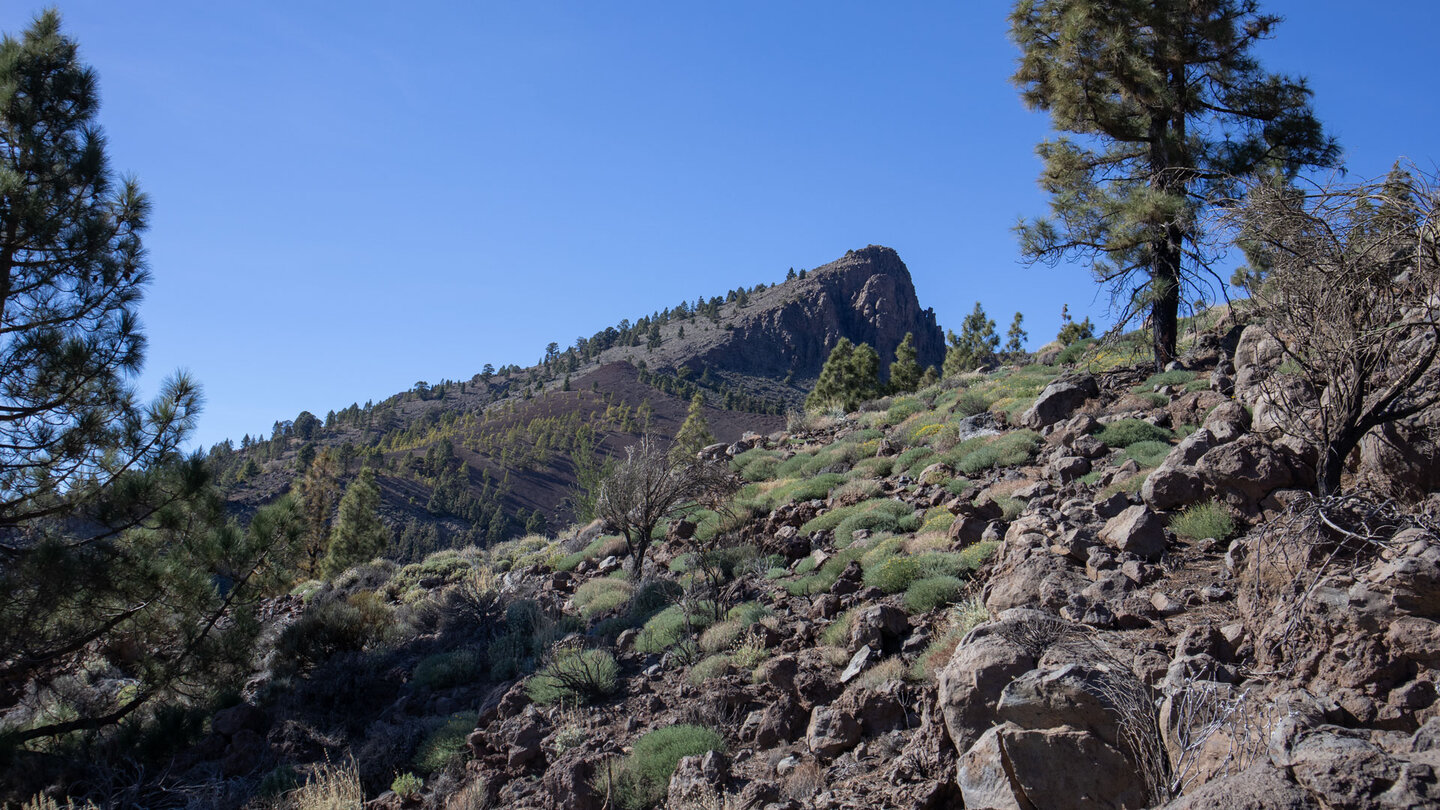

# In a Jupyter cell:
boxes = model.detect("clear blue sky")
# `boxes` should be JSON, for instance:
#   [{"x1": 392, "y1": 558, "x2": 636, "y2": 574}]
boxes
[{"x1": 5, "y1": 2, "x2": 1435, "y2": 450}]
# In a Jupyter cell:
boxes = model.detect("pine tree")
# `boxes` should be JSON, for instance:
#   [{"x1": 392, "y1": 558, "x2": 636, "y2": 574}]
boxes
[
  {"x1": 322, "y1": 468, "x2": 390, "y2": 577},
  {"x1": 888, "y1": 332, "x2": 923, "y2": 394},
  {"x1": 806, "y1": 338, "x2": 881, "y2": 412},
  {"x1": 296, "y1": 449, "x2": 341, "y2": 575},
  {"x1": 0, "y1": 12, "x2": 300, "y2": 746},
  {"x1": 1004, "y1": 313, "x2": 1028, "y2": 359},
  {"x1": 943, "y1": 303, "x2": 999, "y2": 375},
  {"x1": 671, "y1": 392, "x2": 715, "y2": 462},
  {"x1": 1011, "y1": 0, "x2": 1338, "y2": 368},
  {"x1": 1057, "y1": 304, "x2": 1095, "y2": 345}
]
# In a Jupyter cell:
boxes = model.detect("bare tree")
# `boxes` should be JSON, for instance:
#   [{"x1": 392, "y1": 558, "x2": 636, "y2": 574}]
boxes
[
  {"x1": 1225, "y1": 165, "x2": 1440, "y2": 495},
  {"x1": 595, "y1": 436, "x2": 738, "y2": 580}
]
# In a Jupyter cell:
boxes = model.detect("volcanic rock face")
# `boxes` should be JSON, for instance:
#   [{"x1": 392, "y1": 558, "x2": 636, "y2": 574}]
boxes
[{"x1": 695, "y1": 245, "x2": 945, "y2": 382}]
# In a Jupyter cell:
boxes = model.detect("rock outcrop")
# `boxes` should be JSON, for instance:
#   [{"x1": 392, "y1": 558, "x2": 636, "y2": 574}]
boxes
[{"x1": 694, "y1": 245, "x2": 946, "y2": 383}]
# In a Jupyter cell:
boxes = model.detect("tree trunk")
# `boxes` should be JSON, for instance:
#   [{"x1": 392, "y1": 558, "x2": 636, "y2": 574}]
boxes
[{"x1": 1152, "y1": 231, "x2": 1182, "y2": 371}]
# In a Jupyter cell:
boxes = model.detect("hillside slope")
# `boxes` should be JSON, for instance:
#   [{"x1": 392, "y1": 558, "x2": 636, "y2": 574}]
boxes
[{"x1": 211, "y1": 245, "x2": 943, "y2": 556}]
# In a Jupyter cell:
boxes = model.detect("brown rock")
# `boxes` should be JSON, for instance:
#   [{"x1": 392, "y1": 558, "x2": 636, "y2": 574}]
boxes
[
  {"x1": 1100, "y1": 505, "x2": 1168, "y2": 561},
  {"x1": 1022, "y1": 375, "x2": 1100, "y2": 430},
  {"x1": 956, "y1": 722, "x2": 1149, "y2": 810},
  {"x1": 807, "y1": 703, "x2": 862, "y2": 757},
  {"x1": 937, "y1": 629, "x2": 1037, "y2": 755},
  {"x1": 1155, "y1": 761, "x2": 1318, "y2": 810}
]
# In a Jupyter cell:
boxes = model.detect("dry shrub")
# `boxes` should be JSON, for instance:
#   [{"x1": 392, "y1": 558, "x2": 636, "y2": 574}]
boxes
[
  {"x1": 1238, "y1": 491, "x2": 1435, "y2": 674},
  {"x1": 443, "y1": 778, "x2": 491, "y2": 810},
  {"x1": 288, "y1": 758, "x2": 363, "y2": 810},
  {"x1": 780, "y1": 760, "x2": 826, "y2": 802}
]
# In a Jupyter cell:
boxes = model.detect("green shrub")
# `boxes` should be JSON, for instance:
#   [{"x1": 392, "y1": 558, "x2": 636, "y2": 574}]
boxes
[
  {"x1": 801, "y1": 498, "x2": 912, "y2": 536},
  {"x1": 635, "y1": 604, "x2": 715, "y2": 653},
  {"x1": 687, "y1": 653, "x2": 733, "y2": 685},
  {"x1": 1169, "y1": 500, "x2": 1236, "y2": 542},
  {"x1": 820, "y1": 609, "x2": 855, "y2": 647},
  {"x1": 413, "y1": 713, "x2": 475, "y2": 773},
  {"x1": 274, "y1": 591, "x2": 397, "y2": 670},
  {"x1": 1056, "y1": 338, "x2": 1098, "y2": 364},
  {"x1": 699, "y1": 620, "x2": 743, "y2": 653},
  {"x1": 391, "y1": 772, "x2": 423, "y2": 800},
  {"x1": 755, "y1": 473, "x2": 846, "y2": 510},
  {"x1": 575, "y1": 577, "x2": 633, "y2": 619},
  {"x1": 887, "y1": 398, "x2": 924, "y2": 424},
  {"x1": 919, "y1": 511, "x2": 957, "y2": 535},
  {"x1": 487, "y1": 633, "x2": 529, "y2": 680},
  {"x1": 785, "y1": 573, "x2": 835, "y2": 596},
  {"x1": 1135, "y1": 369, "x2": 1196, "y2": 391},
  {"x1": 727, "y1": 601, "x2": 769, "y2": 626},
  {"x1": 1095, "y1": 419, "x2": 1173, "y2": 448},
  {"x1": 895, "y1": 446, "x2": 935, "y2": 476},
  {"x1": 958, "y1": 540, "x2": 1000, "y2": 570},
  {"x1": 903, "y1": 576, "x2": 965, "y2": 614},
  {"x1": 945, "y1": 477, "x2": 975, "y2": 496},
  {"x1": 629, "y1": 578, "x2": 683, "y2": 618},
  {"x1": 864, "y1": 552, "x2": 966, "y2": 593},
  {"x1": 1185, "y1": 378, "x2": 1211, "y2": 393},
  {"x1": 954, "y1": 431, "x2": 1041, "y2": 475},
  {"x1": 851, "y1": 456, "x2": 894, "y2": 478},
  {"x1": 411, "y1": 649, "x2": 481, "y2": 691},
  {"x1": 601, "y1": 725, "x2": 726, "y2": 810},
  {"x1": 954, "y1": 390, "x2": 992, "y2": 416},
  {"x1": 859, "y1": 536, "x2": 904, "y2": 568},
  {"x1": 527, "y1": 648, "x2": 619, "y2": 705},
  {"x1": 1125, "y1": 440, "x2": 1173, "y2": 468}
]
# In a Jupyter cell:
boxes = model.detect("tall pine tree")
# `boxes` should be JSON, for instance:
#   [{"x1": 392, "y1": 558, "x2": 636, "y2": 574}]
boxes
[
  {"x1": 943, "y1": 303, "x2": 999, "y2": 375},
  {"x1": 888, "y1": 332, "x2": 923, "y2": 394},
  {"x1": 671, "y1": 392, "x2": 715, "y2": 462},
  {"x1": 1010, "y1": 0, "x2": 1338, "y2": 368},
  {"x1": 322, "y1": 468, "x2": 390, "y2": 577}
]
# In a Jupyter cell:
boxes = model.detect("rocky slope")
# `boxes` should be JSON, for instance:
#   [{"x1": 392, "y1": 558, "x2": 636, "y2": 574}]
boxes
[{"x1": 61, "y1": 323, "x2": 1439, "y2": 810}]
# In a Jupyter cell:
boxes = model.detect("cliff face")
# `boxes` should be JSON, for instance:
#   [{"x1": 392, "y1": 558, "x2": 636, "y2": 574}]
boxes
[{"x1": 696, "y1": 245, "x2": 945, "y2": 382}]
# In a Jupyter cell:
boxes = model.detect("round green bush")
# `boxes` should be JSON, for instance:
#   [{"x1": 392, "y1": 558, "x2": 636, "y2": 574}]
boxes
[
  {"x1": 1095, "y1": 419, "x2": 1174, "y2": 448},
  {"x1": 903, "y1": 575, "x2": 965, "y2": 614}
]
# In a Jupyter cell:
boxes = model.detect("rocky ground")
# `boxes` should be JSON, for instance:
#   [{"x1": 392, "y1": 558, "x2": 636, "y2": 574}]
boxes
[{"x1": 53, "y1": 322, "x2": 1440, "y2": 810}]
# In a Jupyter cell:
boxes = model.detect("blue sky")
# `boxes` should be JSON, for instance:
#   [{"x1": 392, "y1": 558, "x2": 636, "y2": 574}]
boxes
[{"x1": 5, "y1": 2, "x2": 1435, "y2": 449}]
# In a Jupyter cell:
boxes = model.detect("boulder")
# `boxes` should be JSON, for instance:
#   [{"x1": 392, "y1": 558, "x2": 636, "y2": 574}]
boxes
[
  {"x1": 668, "y1": 751, "x2": 728, "y2": 808},
  {"x1": 1287, "y1": 726, "x2": 1440, "y2": 808},
  {"x1": 1195, "y1": 434, "x2": 1299, "y2": 505},
  {"x1": 1049, "y1": 456, "x2": 1092, "y2": 483},
  {"x1": 1100, "y1": 506, "x2": 1168, "y2": 561},
  {"x1": 1155, "y1": 761, "x2": 1319, "y2": 810},
  {"x1": 1361, "y1": 403, "x2": 1440, "y2": 499},
  {"x1": 1022, "y1": 375, "x2": 1100, "y2": 430},
  {"x1": 994, "y1": 664, "x2": 1120, "y2": 747},
  {"x1": 807, "y1": 703, "x2": 862, "y2": 757},
  {"x1": 542, "y1": 756, "x2": 601, "y2": 810},
  {"x1": 753, "y1": 694, "x2": 806, "y2": 747},
  {"x1": 937, "y1": 629, "x2": 1036, "y2": 755},
  {"x1": 957, "y1": 723, "x2": 1149, "y2": 810},
  {"x1": 849, "y1": 604, "x2": 910, "y2": 653}
]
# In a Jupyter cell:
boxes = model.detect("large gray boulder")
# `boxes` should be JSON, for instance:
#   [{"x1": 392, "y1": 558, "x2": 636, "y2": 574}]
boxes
[
  {"x1": 957, "y1": 722, "x2": 1150, "y2": 810},
  {"x1": 937, "y1": 629, "x2": 1037, "y2": 755},
  {"x1": 1100, "y1": 505, "x2": 1168, "y2": 561},
  {"x1": 1022, "y1": 374, "x2": 1100, "y2": 430}
]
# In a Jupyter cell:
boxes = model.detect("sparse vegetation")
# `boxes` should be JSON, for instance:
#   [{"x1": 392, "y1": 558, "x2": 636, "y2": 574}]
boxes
[{"x1": 1169, "y1": 501, "x2": 1237, "y2": 542}]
